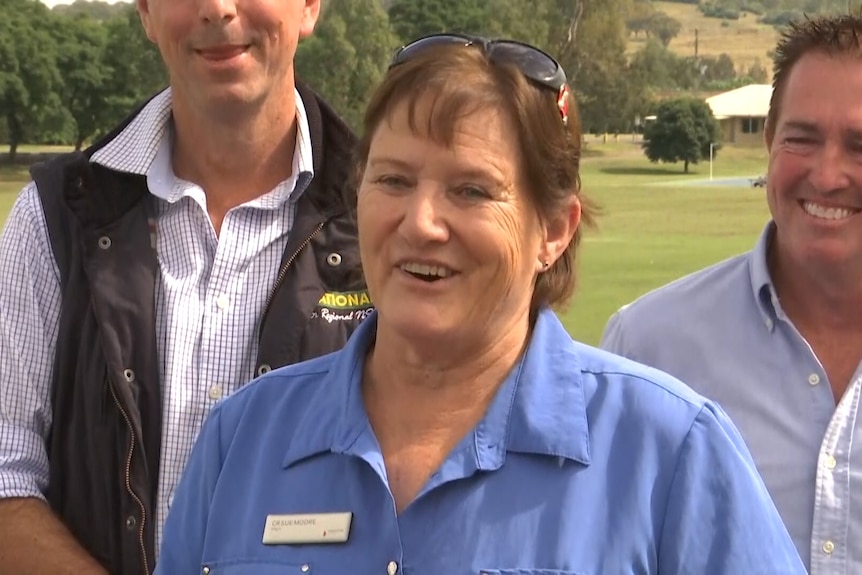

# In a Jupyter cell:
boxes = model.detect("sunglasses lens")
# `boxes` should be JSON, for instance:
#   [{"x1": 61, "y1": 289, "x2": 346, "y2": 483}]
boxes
[
  {"x1": 391, "y1": 34, "x2": 475, "y2": 68},
  {"x1": 490, "y1": 42, "x2": 564, "y2": 88}
]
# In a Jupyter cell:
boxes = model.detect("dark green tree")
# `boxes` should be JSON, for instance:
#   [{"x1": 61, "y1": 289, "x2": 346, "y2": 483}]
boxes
[
  {"x1": 643, "y1": 98, "x2": 722, "y2": 173},
  {"x1": 387, "y1": 0, "x2": 487, "y2": 43},
  {"x1": 0, "y1": 0, "x2": 62, "y2": 160},
  {"x1": 296, "y1": 0, "x2": 398, "y2": 131},
  {"x1": 50, "y1": 13, "x2": 111, "y2": 149}
]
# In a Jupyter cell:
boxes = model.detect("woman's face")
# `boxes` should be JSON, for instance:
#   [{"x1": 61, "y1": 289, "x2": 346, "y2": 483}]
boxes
[{"x1": 357, "y1": 97, "x2": 573, "y2": 350}]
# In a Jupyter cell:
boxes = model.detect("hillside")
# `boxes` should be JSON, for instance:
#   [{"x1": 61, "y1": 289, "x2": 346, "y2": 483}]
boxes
[{"x1": 628, "y1": 1, "x2": 781, "y2": 74}]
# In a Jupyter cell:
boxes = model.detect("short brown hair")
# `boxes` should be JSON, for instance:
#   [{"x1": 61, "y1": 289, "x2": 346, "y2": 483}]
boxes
[
  {"x1": 767, "y1": 13, "x2": 862, "y2": 141},
  {"x1": 352, "y1": 43, "x2": 597, "y2": 310}
]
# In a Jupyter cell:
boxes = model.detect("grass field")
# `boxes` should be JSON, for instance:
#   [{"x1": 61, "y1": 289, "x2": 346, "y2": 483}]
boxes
[
  {"x1": 0, "y1": 140, "x2": 771, "y2": 346},
  {"x1": 629, "y1": 1, "x2": 780, "y2": 73}
]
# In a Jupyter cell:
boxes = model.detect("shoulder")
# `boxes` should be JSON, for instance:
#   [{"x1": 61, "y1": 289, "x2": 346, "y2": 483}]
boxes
[
  {"x1": 576, "y1": 341, "x2": 710, "y2": 413},
  {"x1": 604, "y1": 252, "x2": 752, "y2": 340},
  {"x1": 207, "y1": 351, "x2": 343, "y2": 435}
]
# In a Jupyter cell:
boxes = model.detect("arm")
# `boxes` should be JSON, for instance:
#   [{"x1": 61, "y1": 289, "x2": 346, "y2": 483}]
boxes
[
  {"x1": 0, "y1": 499, "x2": 107, "y2": 574},
  {"x1": 658, "y1": 402, "x2": 806, "y2": 574},
  {"x1": 0, "y1": 184, "x2": 106, "y2": 574},
  {"x1": 155, "y1": 404, "x2": 225, "y2": 574}
]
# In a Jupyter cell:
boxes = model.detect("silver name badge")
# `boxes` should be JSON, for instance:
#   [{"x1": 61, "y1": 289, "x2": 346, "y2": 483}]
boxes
[{"x1": 262, "y1": 512, "x2": 353, "y2": 545}]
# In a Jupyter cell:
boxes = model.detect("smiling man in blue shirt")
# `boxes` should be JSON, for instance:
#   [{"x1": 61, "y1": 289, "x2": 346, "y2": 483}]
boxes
[{"x1": 602, "y1": 14, "x2": 862, "y2": 574}]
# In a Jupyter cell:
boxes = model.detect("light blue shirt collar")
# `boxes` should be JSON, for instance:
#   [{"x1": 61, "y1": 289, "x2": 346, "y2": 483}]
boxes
[{"x1": 748, "y1": 221, "x2": 782, "y2": 330}]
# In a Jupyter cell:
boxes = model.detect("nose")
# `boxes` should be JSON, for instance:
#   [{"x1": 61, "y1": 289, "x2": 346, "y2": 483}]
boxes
[
  {"x1": 809, "y1": 142, "x2": 852, "y2": 193},
  {"x1": 198, "y1": 0, "x2": 237, "y2": 22},
  {"x1": 398, "y1": 187, "x2": 449, "y2": 246}
]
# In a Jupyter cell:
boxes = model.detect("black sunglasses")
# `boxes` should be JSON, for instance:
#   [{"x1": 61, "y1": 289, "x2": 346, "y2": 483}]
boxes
[{"x1": 389, "y1": 33, "x2": 572, "y2": 125}]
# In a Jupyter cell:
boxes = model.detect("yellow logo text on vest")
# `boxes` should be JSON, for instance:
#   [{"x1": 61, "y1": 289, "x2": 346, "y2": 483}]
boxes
[{"x1": 317, "y1": 290, "x2": 372, "y2": 310}]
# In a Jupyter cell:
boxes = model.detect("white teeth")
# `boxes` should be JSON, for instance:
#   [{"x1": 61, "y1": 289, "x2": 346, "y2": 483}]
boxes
[
  {"x1": 802, "y1": 201, "x2": 856, "y2": 220},
  {"x1": 400, "y1": 262, "x2": 453, "y2": 278}
]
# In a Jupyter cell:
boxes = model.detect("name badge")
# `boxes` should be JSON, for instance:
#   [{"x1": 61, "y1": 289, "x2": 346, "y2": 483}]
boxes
[{"x1": 262, "y1": 512, "x2": 352, "y2": 545}]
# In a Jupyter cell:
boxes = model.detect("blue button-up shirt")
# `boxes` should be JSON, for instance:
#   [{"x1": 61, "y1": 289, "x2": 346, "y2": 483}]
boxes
[
  {"x1": 602, "y1": 222, "x2": 862, "y2": 574},
  {"x1": 157, "y1": 308, "x2": 804, "y2": 575}
]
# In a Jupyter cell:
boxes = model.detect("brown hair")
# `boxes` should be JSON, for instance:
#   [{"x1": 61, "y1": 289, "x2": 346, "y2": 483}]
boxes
[
  {"x1": 767, "y1": 13, "x2": 862, "y2": 141},
  {"x1": 351, "y1": 43, "x2": 597, "y2": 310}
]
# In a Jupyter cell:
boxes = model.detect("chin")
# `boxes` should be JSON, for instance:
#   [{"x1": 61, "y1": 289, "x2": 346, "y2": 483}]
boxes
[{"x1": 381, "y1": 308, "x2": 457, "y2": 344}]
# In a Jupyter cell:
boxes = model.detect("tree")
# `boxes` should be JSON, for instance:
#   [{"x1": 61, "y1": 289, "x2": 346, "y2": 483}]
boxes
[
  {"x1": 648, "y1": 12, "x2": 682, "y2": 47},
  {"x1": 643, "y1": 98, "x2": 721, "y2": 173},
  {"x1": 387, "y1": 0, "x2": 487, "y2": 44},
  {"x1": 0, "y1": 0, "x2": 62, "y2": 160},
  {"x1": 296, "y1": 0, "x2": 397, "y2": 131},
  {"x1": 50, "y1": 13, "x2": 111, "y2": 150}
]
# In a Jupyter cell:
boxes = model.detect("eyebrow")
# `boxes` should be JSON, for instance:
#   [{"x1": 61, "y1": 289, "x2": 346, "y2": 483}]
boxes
[
  {"x1": 781, "y1": 121, "x2": 862, "y2": 141},
  {"x1": 780, "y1": 121, "x2": 820, "y2": 134}
]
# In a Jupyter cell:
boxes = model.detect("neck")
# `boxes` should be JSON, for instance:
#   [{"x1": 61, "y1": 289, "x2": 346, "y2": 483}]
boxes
[
  {"x1": 770, "y1": 244, "x2": 862, "y2": 333},
  {"x1": 363, "y1": 312, "x2": 532, "y2": 441},
  {"x1": 169, "y1": 84, "x2": 300, "y2": 229}
]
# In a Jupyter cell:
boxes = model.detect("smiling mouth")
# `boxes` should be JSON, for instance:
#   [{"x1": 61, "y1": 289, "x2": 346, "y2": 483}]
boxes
[
  {"x1": 399, "y1": 262, "x2": 455, "y2": 283},
  {"x1": 801, "y1": 200, "x2": 860, "y2": 221},
  {"x1": 196, "y1": 46, "x2": 249, "y2": 60}
]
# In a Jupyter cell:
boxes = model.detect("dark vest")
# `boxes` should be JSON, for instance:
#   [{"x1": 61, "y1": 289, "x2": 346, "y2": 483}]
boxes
[{"x1": 29, "y1": 83, "x2": 369, "y2": 574}]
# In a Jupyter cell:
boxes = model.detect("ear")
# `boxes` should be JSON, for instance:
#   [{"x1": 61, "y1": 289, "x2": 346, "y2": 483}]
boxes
[
  {"x1": 137, "y1": 0, "x2": 158, "y2": 44},
  {"x1": 299, "y1": 0, "x2": 322, "y2": 39},
  {"x1": 536, "y1": 197, "x2": 581, "y2": 273}
]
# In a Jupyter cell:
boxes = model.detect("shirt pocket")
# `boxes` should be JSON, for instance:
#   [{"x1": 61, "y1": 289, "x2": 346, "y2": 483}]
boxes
[{"x1": 204, "y1": 561, "x2": 312, "y2": 574}]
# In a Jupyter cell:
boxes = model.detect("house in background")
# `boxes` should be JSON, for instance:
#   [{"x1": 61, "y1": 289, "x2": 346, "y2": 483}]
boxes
[{"x1": 705, "y1": 84, "x2": 773, "y2": 146}]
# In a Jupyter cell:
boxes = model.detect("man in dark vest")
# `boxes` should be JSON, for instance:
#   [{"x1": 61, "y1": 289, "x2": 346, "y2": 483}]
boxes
[{"x1": 0, "y1": 0, "x2": 370, "y2": 573}]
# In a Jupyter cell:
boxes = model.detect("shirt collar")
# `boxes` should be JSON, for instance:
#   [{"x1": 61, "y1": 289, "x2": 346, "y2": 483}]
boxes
[
  {"x1": 92, "y1": 86, "x2": 315, "y2": 206},
  {"x1": 281, "y1": 308, "x2": 592, "y2": 471},
  {"x1": 748, "y1": 221, "x2": 782, "y2": 331}
]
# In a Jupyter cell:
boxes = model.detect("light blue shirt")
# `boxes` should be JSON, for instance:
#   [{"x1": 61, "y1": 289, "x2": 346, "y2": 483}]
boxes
[
  {"x1": 157, "y1": 308, "x2": 804, "y2": 575},
  {"x1": 602, "y1": 222, "x2": 862, "y2": 574}
]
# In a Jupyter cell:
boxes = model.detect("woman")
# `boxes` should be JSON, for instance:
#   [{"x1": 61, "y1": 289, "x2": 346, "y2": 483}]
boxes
[{"x1": 156, "y1": 34, "x2": 805, "y2": 574}]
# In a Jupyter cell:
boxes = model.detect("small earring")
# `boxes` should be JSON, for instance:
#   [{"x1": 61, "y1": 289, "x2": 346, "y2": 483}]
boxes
[{"x1": 542, "y1": 261, "x2": 550, "y2": 269}]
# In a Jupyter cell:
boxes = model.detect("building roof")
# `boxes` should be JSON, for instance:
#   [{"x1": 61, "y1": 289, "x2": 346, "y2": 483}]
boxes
[{"x1": 705, "y1": 84, "x2": 773, "y2": 119}]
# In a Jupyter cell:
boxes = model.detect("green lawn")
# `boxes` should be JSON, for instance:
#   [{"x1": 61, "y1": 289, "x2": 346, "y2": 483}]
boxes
[{"x1": 0, "y1": 140, "x2": 771, "y2": 346}]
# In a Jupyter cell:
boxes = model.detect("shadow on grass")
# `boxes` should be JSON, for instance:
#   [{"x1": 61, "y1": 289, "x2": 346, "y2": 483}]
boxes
[{"x1": 600, "y1": 166, "x2": 694, "y2": 177}]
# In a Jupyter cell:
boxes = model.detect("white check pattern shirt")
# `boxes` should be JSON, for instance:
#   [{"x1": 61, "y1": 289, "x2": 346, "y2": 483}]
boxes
[{"x1": 0, "y1": 87, "x2": 315, "y2": 550}]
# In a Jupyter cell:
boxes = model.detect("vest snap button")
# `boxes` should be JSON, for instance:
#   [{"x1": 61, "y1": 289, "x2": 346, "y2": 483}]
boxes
[
  {"x1": 123, "y1": 369, "x2": 135, "y2": 382},
  {"x1": 326, "y1": 252, "x2": 342, "y2": 267},
  {"x1": 98, "y1": 236, "x2": 112, "y2": 250},
  {"x1": 257, "y1": 364, "x2": 272, "y2": 376},
  {"x1": 125, "y1": 515, "x2": 136, "y2": 530}
]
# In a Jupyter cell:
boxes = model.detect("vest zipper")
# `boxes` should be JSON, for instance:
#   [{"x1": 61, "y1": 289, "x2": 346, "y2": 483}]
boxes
[
  {"x1": 108, "y1": 376, "x2": 150, "y2": 574},
  {"x1": 263, "y1": 222, "x2": 324, "y2": 313}
]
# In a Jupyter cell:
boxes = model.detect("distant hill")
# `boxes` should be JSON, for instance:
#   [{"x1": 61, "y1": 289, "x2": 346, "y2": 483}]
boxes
[
  {"x1": 51, "y1": 0, "x2": 132, "y2": 21},
  {"x1": 635, "y1": 0, "x2": 860, "y2": 76}
]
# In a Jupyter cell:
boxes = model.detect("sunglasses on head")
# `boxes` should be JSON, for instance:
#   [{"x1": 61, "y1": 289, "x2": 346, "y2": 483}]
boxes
[{"x1": 389, "y1": 33, "x2": 572, "y2": 125}]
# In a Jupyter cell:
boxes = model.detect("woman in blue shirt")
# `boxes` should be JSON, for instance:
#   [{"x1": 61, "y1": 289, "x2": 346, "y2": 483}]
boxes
[{"x1": 156, "y1": 34, "x2": 805, "y2": 574}]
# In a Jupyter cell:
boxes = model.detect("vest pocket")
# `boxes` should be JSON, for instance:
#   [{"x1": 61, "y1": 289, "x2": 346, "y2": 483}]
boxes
[{"x1": 204, "y1": 561, "x2": 312, "y2": 574}]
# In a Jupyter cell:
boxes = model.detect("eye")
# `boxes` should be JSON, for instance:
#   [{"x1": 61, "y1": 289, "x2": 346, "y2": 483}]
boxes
[
  {"x1": 784, "y1": 136, "x2": 815, "y2": 146},
  {"x1": 453, "y1": 185, "x2": 491, "y2": 200},
  {"x1": 374, "y1": 174, "x2": 412, "y2": 189}
]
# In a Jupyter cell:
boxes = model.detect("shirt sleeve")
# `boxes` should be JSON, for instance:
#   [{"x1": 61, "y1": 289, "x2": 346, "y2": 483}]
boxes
[
  {"x1": 155, "y1": 402, "x2": 225, "y2": 574},
  {"x1": 0, "y1": 182, "x2": 61, "y2": 501},
  {"x1": 658, "y1": 401, "x2": 807, "y2": 574}
]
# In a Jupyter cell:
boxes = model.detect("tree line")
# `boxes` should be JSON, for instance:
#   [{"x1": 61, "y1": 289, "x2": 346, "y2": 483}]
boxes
[{"x1": 0, "y1": 0, "x2": 838, "y2": 160}]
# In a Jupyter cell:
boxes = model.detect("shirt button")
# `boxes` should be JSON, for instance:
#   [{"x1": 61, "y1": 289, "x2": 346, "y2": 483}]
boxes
[
  {"x1": 764, "y1": 318, "x2": 773, "y2": 330},
  {"x1": 809, "y1": 373, "x2": 820, "y2": 386},
  {"x1": 208, "y1": 385, "x2": 223, "y2": 400},
  {"x1": 300, "y1": 565, "x2": 310, "y2": 573},
  {"x1": 825, "y1": 454, "x2": 837, "y2": 470},
  {"x1": 387, "y1": 561, "x2": 399, "y2": 575},
  {"x1": 202, "y1": 568, "x2": 210, "y2": 575},
  {"x1": 216, "y1": 293, "x2": 230, "y2": 310},
  {"x1": 823, "y1": 540, "x2": 835, "y2": 554}
]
